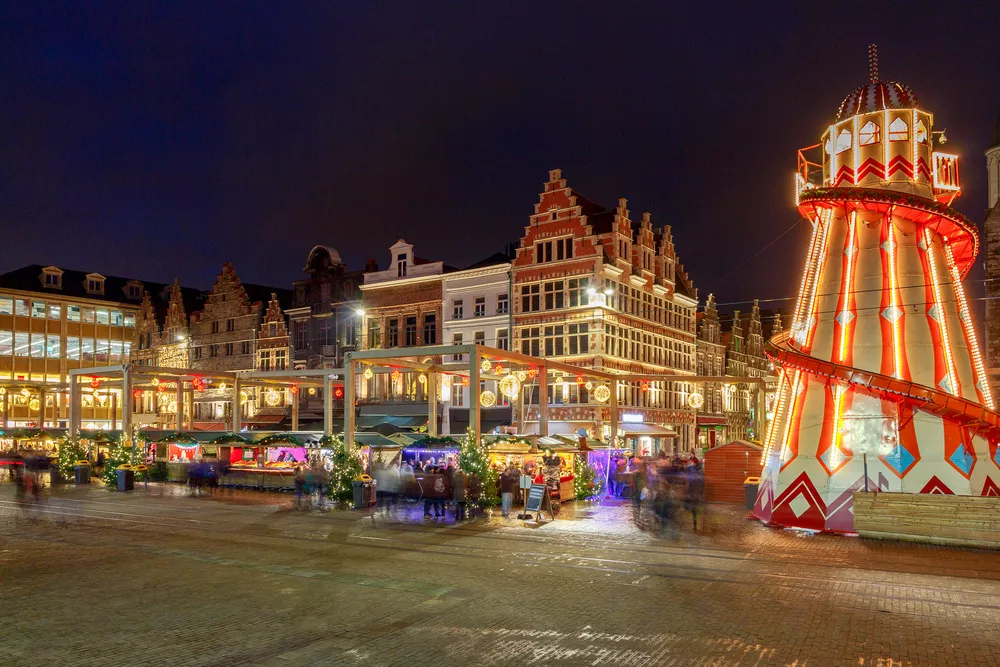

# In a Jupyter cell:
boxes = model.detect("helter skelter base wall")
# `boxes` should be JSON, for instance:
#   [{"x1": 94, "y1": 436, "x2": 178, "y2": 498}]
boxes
[{"x1": 752, "y1": 372, "x2": 1000, "y2": 533}]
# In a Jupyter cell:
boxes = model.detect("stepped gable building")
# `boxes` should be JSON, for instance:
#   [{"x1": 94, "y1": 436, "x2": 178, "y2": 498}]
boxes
[
  {"x1": 983, "y1": 112, "x2": 1000, "y2": 395},
  {"x1": 131, "y1": 262, "x2": 292, "y2": 430},
  {"x1": 720, "y1": 300, "x2": 772, "y2": 443},
  {"x1": 512, "y1": 169, "x2": 699, "y2": 453},
  {"x1": 695, "y1": 294, "x2": 727, "y2": 448}
]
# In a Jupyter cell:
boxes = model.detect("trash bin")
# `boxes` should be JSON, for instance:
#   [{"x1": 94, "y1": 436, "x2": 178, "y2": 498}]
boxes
[
  {"x1": 352, "y1": 475, "x2": 375, "y2": 509},
  {"x1": 74, "y1": 461, "x2": 91, "y2": 485},
  {"x1": 116, "y1": 466, "x2": 135, "y2": 492},
  {"x1": 744, "y1": 476, "x2": 760, "y2": 510}
]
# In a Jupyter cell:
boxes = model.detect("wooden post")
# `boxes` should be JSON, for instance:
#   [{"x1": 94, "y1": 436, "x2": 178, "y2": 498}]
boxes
[
  {"x1": 186, "y1": 389, "x2": 194, "y2": 430},
  {"x1": 344, "y1": 358, "x2": 355, "y2": 452},
  {"x1": 2, "y1": 391, "x2": 8, "y2": 430},
  {"x1": 291, "y1": 386, "x2": 300, "y2": 431},
  {"x1": 538, "y1": 366, "x2": 548, "y2": 437},
  {"x1": 232, "y1": 377, "x2": 241, "y2": 432},
  {"x1": 110, "y1": 391, "x2": 116, "y2": 431},
  {"x1": 121, "y1": 366, "x2": 132, "y2": 441},
  {"x1": 69, "y1": 377, "x2": 81, "y2": 437},
  {"x1": 427, "y1": 371, "x2": 438, "y2": 437},
  {"x1": 38, "y1": 388, "x2": 47, "y2": 429},
  {"x1": 469, "y1": 350, "x2": 480, "y2": 443},
  {"x1": 609, "y1": 379, "x2": 618, "y2": 448},
  {"x1": 323, "y1": 375, "x2": 333, "y2": 436},
  {"x1": 175, "y1": 381, "x2": 184, "y2": 431}
]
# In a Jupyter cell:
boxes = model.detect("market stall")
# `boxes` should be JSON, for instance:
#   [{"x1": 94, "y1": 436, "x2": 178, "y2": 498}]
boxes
[
  {"x1": 401, "y1": 437, "x2": 460, "y2": 469},
  {"x1": 585, "y1": 442, "x2": 632, "y2": 497},
  {"x1": 484, "y1": 436, "x2": 536, "y2": 472},
  {"x1": 536, "y1": 436, "x2": 578, "y2": 502},
  {"x1": 159, "y1": 433, "x2": 202, "y2": 482}
]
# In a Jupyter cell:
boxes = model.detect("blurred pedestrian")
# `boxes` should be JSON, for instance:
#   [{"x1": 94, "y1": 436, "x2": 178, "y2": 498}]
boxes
[
  {"x1": 500, "y1": 465, "x2": 519, "y2": 518},
  {"x1": 467, "y1": 471, "x2": 482, "y2": 518},
  {"x1": 294, "y1": 466, "x2": 307, "y2": 510},
  {"x1": 685, "y1": 463, "x2": 706, "y2": 531},
  {"x1": 453, "y1": 469, "x2": 468, "y2": 520}
]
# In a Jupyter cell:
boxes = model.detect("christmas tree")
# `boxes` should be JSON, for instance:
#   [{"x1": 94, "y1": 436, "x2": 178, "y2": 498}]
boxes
[
  {"x1": 573, "y1": 454, "x2": 605, "y2": 500},
  {"x1": 322, "y1": 435, "x2": 364, "y2": 502},
  {"x1": 458, "y1": 428, "x2": 499, "y2": 506}
]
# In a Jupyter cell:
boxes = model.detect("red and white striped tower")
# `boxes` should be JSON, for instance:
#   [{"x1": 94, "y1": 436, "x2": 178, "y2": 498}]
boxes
[{"x1": 754, "y1": 46, "x2": 1000, "y2": 532}]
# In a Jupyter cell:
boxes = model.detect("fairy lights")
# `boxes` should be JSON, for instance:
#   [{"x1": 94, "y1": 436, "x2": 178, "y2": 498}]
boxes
[
  {"x1": 911, "y1": 109, "x2": 919, "y2": 184},
  {"x1": 886, "y1": 217, "x2": 903, "y2": 379},
  {"x1": 944, "y1": 242, "x2": 995, "y2": 409},
  {"x1": 852, "y1": 114, "x2": 859, "y2": 184},
  {"x1": 761, "y1": 369, "x2": 789, "y2": 463},
  {"x1": 778, "y1": 370, "x2": 802, "y2": 464},
  {"x1": 883, "y1": 110, "x2": 891, "y2": 179},
  {"x1": 791, "y1": 216, "x2": 822, "y2": 344},
  {"x1": 924, "y1": 228, "x2": 957, "y2": 396},
  {"x1": 838, "y1": 210, "x2": 858, "y2": 362},
  {"x1": 828, "y1": 124, "x2": 838, "y2": 185},
  {"x1": 803, "y1": 208, "x2": 832, "y2": 350}
]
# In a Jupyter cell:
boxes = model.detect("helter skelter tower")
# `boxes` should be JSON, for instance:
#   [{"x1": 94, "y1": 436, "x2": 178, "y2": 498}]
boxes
[{"x1": 753, "y1": 46, "x2": 1000, "y2": 532}]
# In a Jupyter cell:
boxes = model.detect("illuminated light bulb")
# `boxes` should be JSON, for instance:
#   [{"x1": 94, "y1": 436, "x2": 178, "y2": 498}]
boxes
[
  {"x1": 308, "y1": 387, "x2": 317, "y2": 396},
  {"x1": 363, "y1": 366, "x2": 374, "y2": 380},
  {"x1": 151, "y1": 377, "x2": 160, "y2": 387},
  {"x1": 480, "y1": 359, "x2": 491, "y2": 373},
  {"x1": 499, "y1": 374, "x2": 521, "y2": 400},
  {"x1": 418, "y1": 373, "x2": 427, "y2": 385},
  {"x1": 594, "y1": 385, "x2": 611, "y2": 403},
  {"x1": 585, "y1": 381, "x2": 593, "y2": 390}
]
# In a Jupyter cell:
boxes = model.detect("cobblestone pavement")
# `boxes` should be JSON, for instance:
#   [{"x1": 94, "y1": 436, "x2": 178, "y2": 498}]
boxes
[{"x1": 1, "y1": 483, "x2": 999, "y2": 666}]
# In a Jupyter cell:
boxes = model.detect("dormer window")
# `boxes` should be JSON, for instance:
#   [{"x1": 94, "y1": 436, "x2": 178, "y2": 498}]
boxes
[
  {"x1": 84, "y1": 274, "x2": 105, "y2": 295},
  {"x1": 126, "y1": 281, "x2": 143, "y2": 300},
  {"x1": 41, "y1": 267, "x2": 63, "y2": 289},
  {"x1": 859, "y1": 120, "x2": 880, "y2": 146},
  {"x1": 396, "y1": 253, "x2": 408, "y2": 277}
]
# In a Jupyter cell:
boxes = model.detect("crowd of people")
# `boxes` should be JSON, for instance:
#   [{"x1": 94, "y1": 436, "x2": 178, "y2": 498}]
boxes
[
  {"x1": 371, "y1": 460, "x2": 485, "y2": 521},
  {"x1": 292, "y1": 464, "x2": 331, "y2": 510},
  {"x1": 623, "y1": 454, "x2": 706, "y2": 537}
]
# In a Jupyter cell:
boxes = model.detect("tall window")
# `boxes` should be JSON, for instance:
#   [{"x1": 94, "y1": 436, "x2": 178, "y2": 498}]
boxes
[
  {"x1": 46, "y1": 335, "x2": 61, "y2": 358},
  {"x1": 387, "y1": 319, "x2": 399, "y2": 347},
  {"x1": 396, "y1": 253, "x2": 408, "y2": 277},
  {"x1": 422, "y1": 313, "x2": 436, "y2": 344},
  {"x1": 474, "y1": 297, "x2": 486, "y2": 317},
  {"x1": 521, "y1": 285, "x2": 540, "y2": 312},
  {"x1": 453, "y1": 300, "x2": 464, "y2": 320},
  {"x1": 296, "y1": 323, "x2": 307, "y2": 350},
  {"x1": 497, "y1": 328, "x2": 509, "y2": 351},
  {"x1": 835, "y1": 128, "x2": 852, "y2": 153},
  {"x1": 452, "y1": 333, "x2": 463, "y2": 361},
  {"x1": 367, "y1": 321, "x2": 380, "y2": 349},
  {"x1": 274, "y1": 349, "x2": 287, "y2": 370},
  {"x1": 0, "y1": 330, "x2": 13, "y2": 355},
  {"x1": 544, "y1": 281, "x2": 564, "y2": 310},
  {"x1": 260, "y1": 350, "x2": 272, "y2": 371},
  {"x1": 451, "y1": 377, "x2": 464, "y2": 406},
  {"x1": 568, "y1": 323, "x2": 589, "y2": 354},
  {"x1": 30, "y1": 332, "x2": 44, "y2": 357},
  {"x1": 520, "y1": 327, "x2": 540, "y2": 356},
  {"x1": 474, "y1": 331, "x2": 485, "y2": 346},
  {"x1": 568, "y1": 279, "x2": 583, "y2": 307},
  {"x1": 66, "y1": 336, "x2": 79, "y2": 360},
  {"x1": 497, "y1": 293, "x2": 509, "y2": 314},
  {"x1": 404, "y1": 316, "x2": 417, "y2": 346}
]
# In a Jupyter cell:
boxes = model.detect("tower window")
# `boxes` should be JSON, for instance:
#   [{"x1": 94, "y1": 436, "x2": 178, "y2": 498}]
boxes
[
  {"x1": 888, "y1": 117, "x2": 909, "y2": 142},
  {"x1": 859, "y1": 120, "x2": 880, "y2": 146},
  {"x1": 914, "y1": 119, "x2": 928, "y2": 144},
  {"x1": 835, "y1": 128, "x2": 852, "y2": 154}
]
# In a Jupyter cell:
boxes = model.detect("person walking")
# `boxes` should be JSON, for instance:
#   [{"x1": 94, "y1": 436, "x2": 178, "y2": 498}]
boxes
[
  {"x1": 499, "y1": 465, "x2": 519, "y2": 518},
  {"x1": 453, "y1": 469, "x2": 468, "y2": 521},
  {"x1": 685, "y1": 463, "x2": 706, "y2": 531},
  {"x1": 293, "y1": 466, "x2": 307, "y2": 510}
]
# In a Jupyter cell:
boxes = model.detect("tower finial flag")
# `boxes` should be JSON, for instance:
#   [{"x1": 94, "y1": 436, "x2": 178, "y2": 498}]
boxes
[{"x1": 868, "y1": 44, "x2": 879, "y2": 83}]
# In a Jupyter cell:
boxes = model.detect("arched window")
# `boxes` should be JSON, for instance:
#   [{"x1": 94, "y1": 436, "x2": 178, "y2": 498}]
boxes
[
  {"x1": 889, "y1": 117, "x2": 909, "y2": 142},
  {"x1": 914, "y1": 119, "x2": 928, "y2": 144},
  {"x1": 859, "y1": 120, "x2": 880, "y2": 146},
  {"x1": 835, "y1": 128, "x2": 852, "y2": 154}
]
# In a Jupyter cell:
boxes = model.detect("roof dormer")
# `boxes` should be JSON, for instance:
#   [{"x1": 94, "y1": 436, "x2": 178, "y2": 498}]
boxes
[
  {"x1": 84, "y1": 273, "x2": 106, "y2": 296},
  {"x1": 125, "y1": 280, "x2": 144, "y2": 301},
  {"x1": 40, "y1": 266, "x2": 63, "y2": 290}
]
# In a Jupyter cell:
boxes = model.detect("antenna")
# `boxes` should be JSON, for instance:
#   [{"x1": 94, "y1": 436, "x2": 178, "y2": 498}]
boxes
[{"x1": 868, "y1": 44, "x2": 879, "y2": 83}]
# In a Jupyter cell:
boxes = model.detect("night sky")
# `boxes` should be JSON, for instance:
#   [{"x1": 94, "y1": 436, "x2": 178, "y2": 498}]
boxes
[{"x1": 3, "y1": 2, "x2": 999, "y2": 310}]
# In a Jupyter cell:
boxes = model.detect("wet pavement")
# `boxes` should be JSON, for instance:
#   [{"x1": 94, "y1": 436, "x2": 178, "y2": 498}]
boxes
[{"x1": 1, "y1": 482, "x2": 999, "y2": 666}]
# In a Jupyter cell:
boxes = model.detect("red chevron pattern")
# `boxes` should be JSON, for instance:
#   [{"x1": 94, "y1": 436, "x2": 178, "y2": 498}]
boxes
[
  {"x1": 887, "y1": 155, "x2": 913, "y2": 178},
  {"x1": 856, "y1": 157, "x2": 885, "y2": 181},
  {"x1": 919, "y1": 476, "x2": 954, "y2": 495}
]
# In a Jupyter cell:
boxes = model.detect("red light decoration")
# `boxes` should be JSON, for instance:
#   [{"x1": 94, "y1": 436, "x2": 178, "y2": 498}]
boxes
[
  {"x1": 333, "y1": 385, "x2": 345, "y2": 399},
  {"x1": 494, "y1": 364, "x2": 504, "y2": 374},
  {"x1": 641, "y1": 381, "x2": 649, "y2": 392},
  {"x1": 157, "y1": 383, "x2": 168, "y2": 393},
  {"x1": 90, "y1": 378, "x2": 101, "y2": 389},
  {"x1": 191, "y1": 378, "x2": 205, "y2": 392},
  {"x1": 576, "y1": 375, "x2": 584, "y2": 385},
  {"x1": 132, "y1": 389, "x2": 142, "y2": 400},
  {"x1": 290, "y1": 385, "x2": 299, "y2": 395},
  {"x1": 461, "y1": 377, "x2": 470, "y2": 387}
]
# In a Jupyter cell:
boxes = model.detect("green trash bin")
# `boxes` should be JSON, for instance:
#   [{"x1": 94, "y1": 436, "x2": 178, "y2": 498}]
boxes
[{"x1": 116, "y1": 467, "x2": 135, "y2": 492}]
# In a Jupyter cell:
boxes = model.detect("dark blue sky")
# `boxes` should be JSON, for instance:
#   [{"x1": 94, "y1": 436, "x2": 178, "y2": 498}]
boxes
[{"x1": 2, "y1": 2, "x2": 998, "y2": 307}]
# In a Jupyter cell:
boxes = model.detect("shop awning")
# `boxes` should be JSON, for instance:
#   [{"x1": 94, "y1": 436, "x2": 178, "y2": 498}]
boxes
[
  {"x1": 356, "y1": 415, "x2": 428, "y2": 429},
  {"x1": 697, "y1": 416, "x2": 728, "y2": 426},
  {"x1": 619, "y1": 423, "x2": 678, "y2": 438},
  {"x1": 191, "y1": 422, "x2": 231, "y2": 432},
  {"x1": 245, "y1": 414, "x2": 286, "y2": 428}
]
